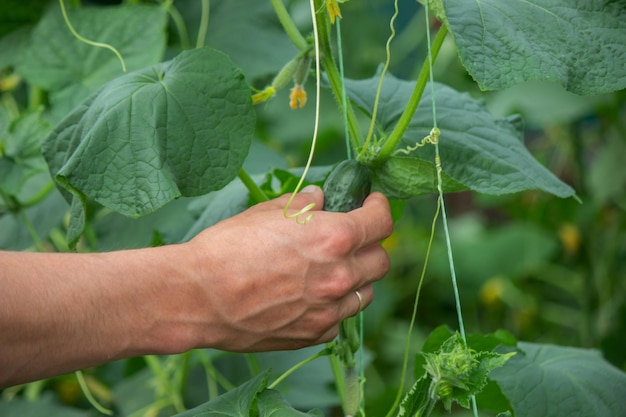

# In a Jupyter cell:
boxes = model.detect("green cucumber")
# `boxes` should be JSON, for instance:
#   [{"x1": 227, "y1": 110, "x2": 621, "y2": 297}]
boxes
[{"x1": 322, "y1": 159, "x2": 373, "y2": 213}]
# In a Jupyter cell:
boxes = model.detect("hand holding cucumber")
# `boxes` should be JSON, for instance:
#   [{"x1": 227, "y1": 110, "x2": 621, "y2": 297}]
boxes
[
  {"x1": 0, "y1": 182, "x2": 392, "y2": 387},
  {"x1": 188, "y1": 184, "x2": 392, "y2": 352}
]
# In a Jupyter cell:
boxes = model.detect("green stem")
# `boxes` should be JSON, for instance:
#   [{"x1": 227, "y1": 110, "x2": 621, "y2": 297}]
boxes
[
  {"x1": 238, "y1": 168, "x2": 269, "y2": 203},
  {"x1": 58, "y1": 0, "x2": 126, "y2": 72},
  {"x1": 174, "y1": 352, "x2": 191, "y2": 402},
  {"x1": 245, "y1": 353, "x2": 262, "y2": 376},
  {"x1": 19, "y1": 210, "x2": 46, "y2": 252},
  {"x1": 28, "y1": 85, "x2": 45, "y2": 111},
  {"x1": 327, "y1": 343, "x2": 346, "y2": 407},
  {"x1": 164, "y1": 1, "x2": 191, "y2": 50},
  {"x1": 336, "y1": 19, "x2": 351, "y2": 160},
  {"x1": 372, "y1": 25, "x2": 447, "y2": 165},
  {"x1": 144, "y1": 355, "x2": 185, "y2": 413},
  {"x1": 75, "y1": 370, "x2": 113, "y2": 415},
  {"x1": 268, "y1": 347, "x2": 330, "y2": 390},
  {"x1": 23, "y1": 380, "x2": 46, "y2": 400},
  {"x1": 195, "y1": 0, "x2": 210, "y2": 48},
  {"x1": 361, "y1": 0, "x2": 400, "y2": 157},
  {"x1": 313, "y1": 0, "x2": 363, "y2": 150},
  {"x1": 195, "y1": 350, "x2": 236, "y2": 398},
  {"x1": 270, "y1": 0, "x2": 309, "y2": 51}
]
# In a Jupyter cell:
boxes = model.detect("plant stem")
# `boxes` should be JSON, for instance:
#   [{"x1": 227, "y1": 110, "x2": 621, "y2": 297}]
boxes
[
  {"x1": 327, "y1": 345, "x2": 346, "y2": 407},
  {"x1": 195, "y1": 350, "x2": 236, "y2": 397},
  {"x1": 75, "y1": 370, "x2": 113, "y2": 415},
  {"x1": 19, "y1": 210, "x2": 46, "y2": 252},
  {"x1": 196, "y1": 0, "x2": 210, "y2": 48},
  {"x1": 313, "y1": 0, "x2": 363, "y2": 150},
  {"x1": 245, "y1": 353, "x2": 262, "y2": 376},
  {"x1": 372, "y1": 25, "x2": 447, "y2": 165},
  {"x1": 58, "y1": 0, "x2": 126, "y2": 72},
  {"x1": 163, "y1": 1, "x2": 191, "y2": 50},
  {"x1": 238, "y1": 168, "x2": 269, "y2": 203},
  {"x1": 144, "y1": 355, "x2": 185, "y2": 413},
  {"x1": 174, "y1": 352, "x2": 191, "y2": 402},
  {"x1": 268, "y1": 347, "x2": 330, "y2": 390},
  {"x1": 270, "y1": 0, "x2": 309, "y2": 51}
]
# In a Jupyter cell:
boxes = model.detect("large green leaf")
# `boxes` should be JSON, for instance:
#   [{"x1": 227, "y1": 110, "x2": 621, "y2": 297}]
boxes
[
  {"x1": 16, "y1": 3, "x2": 167, "y2": 119},
  {"x1": 257, "y1": 389, "x2": 324, "y2": 417},
  {"x1": 373, "y1": 156, "x2": 468, "y2": 199},
  {"x1": 343, "y1": 73, "x2": 576, "y2": 198},
  {"x1": 42, "y1": 47, "x2": 255, "y2": 244},
  {"x1": 0, "y1": 397, "x2": 92, "y2": 417},
  {"x1": 491, "y1": 342, "x2": 626, "y2": 417},
  {"x1": 176, "y1": 0, "x2": 299, "y2": 81},
  {"x1": 174, "y1": 372, "x2": 268, "y2": 417},
  {"x1": 0, "y1": 109, "x2": 51, "y2": 198},
  {"x1": 443, "y1": 0, "x2": 626, "y2": 95}
]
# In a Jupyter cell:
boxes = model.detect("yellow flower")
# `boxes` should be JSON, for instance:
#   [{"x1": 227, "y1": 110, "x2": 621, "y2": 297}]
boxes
[
  {"x1": 558, "y1": 222, "x2": 581, "y2": 256},
  {"x1": 0, "y1": 73, "x2": 21, "y2": 91},
  {"x1": 326, "y1": 0, "x2": 342, "y2": 24},
  {"x1": 252, "y1": 86, "x2": 276, "y2": 104},
  {"x1": 289, "y1": 84, "x2": 307, "y2": 109},
  {"x1": 480, "y1": 276, "x2": 506, "y2": 306}
]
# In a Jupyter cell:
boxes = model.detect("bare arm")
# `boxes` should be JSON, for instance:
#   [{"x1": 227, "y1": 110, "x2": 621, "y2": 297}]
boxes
[{"x1": 0, "y1": 186, "x2": 393, "y2": 387}]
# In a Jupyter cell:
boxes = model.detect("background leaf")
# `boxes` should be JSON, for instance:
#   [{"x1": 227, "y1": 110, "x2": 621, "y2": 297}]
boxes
[
  {"x1": 0, "y1": 396, "x2": 93, "y2": 417},
  {"x1": 344, "y1": 73, "x2": 576, "y2": 198},
  {"x1": 176, "y1": 0, "x2": 299, "y2": 81},
  {"x1": 491, "y1": 342, "x2": 626, "y2": 417},
  {"x1": 16, "y1": 3, "x2": 167, "y2": 119},
  {"x1": 443, "y1": 0, "x2": 626, "y2": 95}
]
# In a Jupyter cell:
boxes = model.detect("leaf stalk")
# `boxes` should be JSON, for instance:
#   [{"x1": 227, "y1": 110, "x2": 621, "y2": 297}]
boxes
[
  {"x1": 372, "y1": 24, "x2": 447, "y2": 166},
  {"x1": 313, "y1": 0, "x2": 362, "y2": 151}
]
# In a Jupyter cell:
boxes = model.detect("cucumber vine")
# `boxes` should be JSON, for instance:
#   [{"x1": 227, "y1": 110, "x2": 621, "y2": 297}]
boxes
[{"x1": 58, "y1": 0, "x2": 126, "y2": 72}]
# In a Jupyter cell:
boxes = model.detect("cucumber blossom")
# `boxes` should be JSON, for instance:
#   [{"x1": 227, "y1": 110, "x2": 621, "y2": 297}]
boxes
[{"x1": 322, "y1": 159, "x2": 373, "y2": 213}]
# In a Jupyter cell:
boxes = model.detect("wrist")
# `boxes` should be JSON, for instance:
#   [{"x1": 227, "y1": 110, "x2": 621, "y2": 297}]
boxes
[{"x1": 131, "y1": 241, "x2": 224, "y2": 355}]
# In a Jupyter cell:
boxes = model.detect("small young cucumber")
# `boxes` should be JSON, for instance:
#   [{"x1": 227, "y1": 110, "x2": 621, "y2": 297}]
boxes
[{"x1": 322, "y1": 159, "x2": 373, "y2": 213}]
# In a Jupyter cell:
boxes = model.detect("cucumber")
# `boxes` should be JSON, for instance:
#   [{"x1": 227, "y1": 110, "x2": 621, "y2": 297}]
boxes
[{"x1": 322, "y1": 159, "x2": 373, "y2": 213}]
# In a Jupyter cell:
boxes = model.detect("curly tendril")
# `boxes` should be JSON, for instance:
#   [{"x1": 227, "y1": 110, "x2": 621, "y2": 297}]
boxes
[
  {"x1": 392, "y1": 127, "x2": 440, "y2": 156},
  {"x1": 282, "y1": 0, "x2": 323, "y2": 224}
]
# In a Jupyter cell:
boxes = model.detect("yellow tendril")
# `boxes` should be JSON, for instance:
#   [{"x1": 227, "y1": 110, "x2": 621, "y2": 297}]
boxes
[
  {"x1": 282, "y1": 0, "x2": 322, "y2": 224},
  {"x1": 392, "y1": 127, "x2": 440, "y2": 156},
  {"x1": 59, "y1": 0, "x2": 127, "y2": 73}
]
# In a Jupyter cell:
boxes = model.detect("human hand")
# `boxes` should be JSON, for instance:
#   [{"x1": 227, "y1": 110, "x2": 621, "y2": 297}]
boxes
[{"x1": 186, "y1": 185, "x2": 393, "y2": 352}]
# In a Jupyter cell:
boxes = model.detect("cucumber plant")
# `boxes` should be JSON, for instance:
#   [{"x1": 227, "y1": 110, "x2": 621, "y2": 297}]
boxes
[{"x1": 1, "y1": 0, "x2": 626, "y2": 416}]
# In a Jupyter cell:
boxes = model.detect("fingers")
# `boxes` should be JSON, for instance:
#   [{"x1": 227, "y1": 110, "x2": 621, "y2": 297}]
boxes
[
  {"x1": 340, "y1": 284, "x2": 374, "y2": 319},
  {"x1": 349, "y1": 192, "x2": 394, "y2": 246},
  {"x1": 353, "y1": 240, "x2": 390, "y2": 283}
]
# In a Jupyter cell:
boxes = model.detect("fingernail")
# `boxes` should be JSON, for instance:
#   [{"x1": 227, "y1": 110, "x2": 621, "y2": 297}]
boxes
[{"x1": 300, "y1": 185, "x2": 319, "y2": 193}]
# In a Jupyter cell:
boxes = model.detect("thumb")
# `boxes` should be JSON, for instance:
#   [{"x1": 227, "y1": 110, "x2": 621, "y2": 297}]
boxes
[{"x1": 278, "y1": 184, "x2": 324, "y2": 211}]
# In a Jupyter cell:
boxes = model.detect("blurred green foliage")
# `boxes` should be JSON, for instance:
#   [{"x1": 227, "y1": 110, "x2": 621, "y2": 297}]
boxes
[{"x1": 1, "y1": 0, "x2": 624, "y2": 415}]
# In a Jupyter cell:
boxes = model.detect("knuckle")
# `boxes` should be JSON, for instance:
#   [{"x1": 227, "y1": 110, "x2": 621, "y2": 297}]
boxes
[
  {"x1": 321, "y1": 221, "x2": 356, "y2": 256},
  {"x1": 324, "y1": 266, "x2": 355, "y2": 298}
]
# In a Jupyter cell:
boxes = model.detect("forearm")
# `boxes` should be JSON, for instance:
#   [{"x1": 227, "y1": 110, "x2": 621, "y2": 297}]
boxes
[{"x1": 0, "y1": 245, "x2": 210, "y2": 387}]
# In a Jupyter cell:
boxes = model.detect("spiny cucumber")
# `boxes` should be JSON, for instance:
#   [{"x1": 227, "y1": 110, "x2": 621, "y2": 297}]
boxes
[{"x1": 322, "y1": 159, "x2": 372, "y2": 213}]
